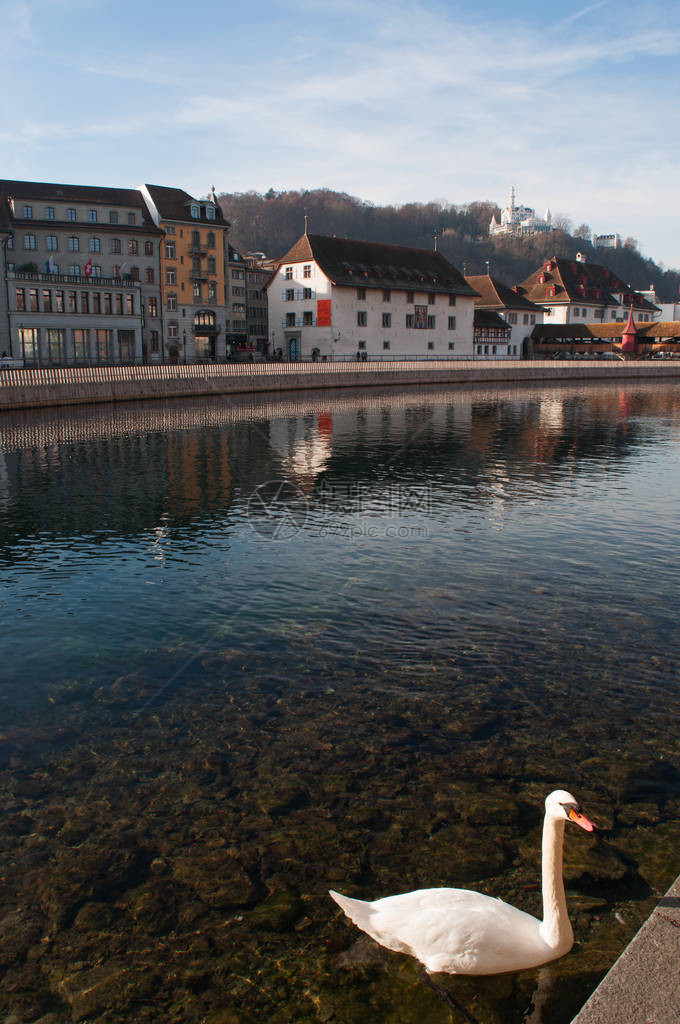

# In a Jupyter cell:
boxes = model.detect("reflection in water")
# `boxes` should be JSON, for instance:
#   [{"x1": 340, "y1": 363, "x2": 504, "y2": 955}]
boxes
[{"x1": 0, "y1": 381, "x2": 679, "y2": 1023}]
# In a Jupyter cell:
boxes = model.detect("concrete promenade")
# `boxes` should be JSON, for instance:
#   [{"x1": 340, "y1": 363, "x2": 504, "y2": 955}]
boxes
[
  {"x1": 572, "y1": 873, "x2": 680, "y2": 1024},
  {"x1": 1, "y1": 359, "x2": 680, "y2": 410}
]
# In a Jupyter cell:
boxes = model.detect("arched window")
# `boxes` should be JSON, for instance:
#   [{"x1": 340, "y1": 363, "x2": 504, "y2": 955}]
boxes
[{"x1": 194, "y1": 310, "x2": 216, "y2": 327}]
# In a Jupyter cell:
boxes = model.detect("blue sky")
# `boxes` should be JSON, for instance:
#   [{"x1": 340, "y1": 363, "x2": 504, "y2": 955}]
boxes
[{"x1": 2, "y1": 0, "x2": 679, "y2": 269}]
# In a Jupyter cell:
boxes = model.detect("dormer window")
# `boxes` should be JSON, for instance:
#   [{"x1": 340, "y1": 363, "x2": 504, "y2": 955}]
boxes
[
  {"x1": 190, "y1": 204, "x2": 200, "y2": 218},
  {"x1": 205, "y1": 205, "x2": 215, "y2": 220}
]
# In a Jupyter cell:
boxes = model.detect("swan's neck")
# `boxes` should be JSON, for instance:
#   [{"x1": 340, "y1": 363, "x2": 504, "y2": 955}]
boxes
[{"x1": 539, "y1": 813, "x2": 573, "y2": 951}]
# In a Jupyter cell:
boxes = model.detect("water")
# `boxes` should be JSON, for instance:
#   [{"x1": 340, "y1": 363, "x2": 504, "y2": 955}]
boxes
[{"x1": 0, "y1": 381, "x2": 679, "y2": 1023}]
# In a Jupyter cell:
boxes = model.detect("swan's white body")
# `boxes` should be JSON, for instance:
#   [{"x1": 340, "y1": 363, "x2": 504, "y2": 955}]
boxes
[{"x1": 329, "y1": 789, "x2": 596, "y2": 975}]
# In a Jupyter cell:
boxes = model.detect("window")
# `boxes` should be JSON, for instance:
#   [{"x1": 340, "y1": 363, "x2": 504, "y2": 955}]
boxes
[
  {"x1": 69, "y1": 265, "x2": 81, "y2": 277},
  {"x1": 358, "y1": 340, "x2": 366, "y2": 350},
  {"x1": 45, "y1": 206, "x2": 55, "y2": 220},
  {"x1": 286, "y1": 312, "x2": 296, "y2": 326},
  {"x1": 128, "y1": 239, "x2": 138, "y2": 255},
  {"x1": 167, "y1": 294, "x2": 177, "y2": 310},
  {"x1": 382, "y1": 289, "x2": 391, "y2": 302},
  {"x1": 357, "y1": 287, "x2": 366, "y2": 300},
  {"x1": 46, "y1": 328, "x2": 66, "y2": 364},
  {"x1": 285, "y1": 288, "x2": 295, "y2": 301},
  {"x1": 80, "y1": 292, "x2": 89, "y2": 313},
  {"x1": 448, "y1": 342, "x2": 455, "y2": 351},
  {"x1": 507, "y1": 312, "x2": 518, "y2": 324},
  {"x1": 382, "y1": 313, "x2": 391, "y2": 328},
  {"x1": 103, "y1": 293, "x2": 112, "y2": 314},
  {"x1": 29, "y1": 289, "x2": 39, "y2": 311},
  {"x1": 207, "y1": 256, "x2": 216, "y2": 274},
  {"x1": 15, "y1": 288, "x2": 26, "y2": 311},
  {"x1": 145, "y1": 268, "x2": 154, "y2": 284},
  {"x1": 428, "y1": 293, "x2": 436, "y2": 305},
  {"x1": 523, "y1": 313, "x2": 529, "y2": 325},
  {"x1": 232, "y1": 268, "x2": 244, "y2": 280},
  {"x1": 406, "y1": 291, "x2": 414, "y2": 303},
  {"x1": 449, "y1": 295, "x2": 456, "y2": 306},
  {"x1": 383, "y1": 340, "x2": 390, "y2": 350},
  {"x1": 165, "y1": 241, "x2": 176, "y2": 259},
  {"x1": 19, "y1": 329, "x2": 39, "y2": 366},
  {"x1": 67, "y1": 208, "x2": 77, "y2": 222},
  {"x1": 285, "y1": 266, "x2": 293, "y2": 280},
  {"x1": 42, "y1": 290, "x2": 52, "y2": 312},
  {"x1": 406, "y1": 314, "x2": 414, "y2": 328},
  {"x1": 109, "y1": 211, "x2": 118, "y2": 224},
  {"x1": 303, "y1": 311, "x2": 313, "y2": 325},
  {"x1": 208, "y1": 281, "x2": 217, "y2": 301},
  {"x1": 207, "y1": 232, "x2": 215, "y2": 248},
  {"x1": 427, "y1": 341, "x2": 435, "y2": 350},
  {"x1": 191, "y1": 230, "x2": 201, "y2": 249},
  {"x1": 68, "y1": 236, "x2": 79, "y2": 252},
  {"x1": 115, "y1": 293, "x2": 123, "y2": 315},
  {"x1": 130, "y1": 266, "x2": 139, "y2": 281},
  {"x1": 150, "y1": 330, "x2": 160, "y2": 353},
  {"x1": 166, "y1": 269, "x2": 176, "y2": 285},
  {"x1": 96, "y1": 328, "x2": 113, "y2": 362},
  {"x1": 357, "y1": 311, "x2": 367, "y2": 326},
  {"x1": 530, "y1": 314, "x2": 536, "y2": 324},
  {"x1": 23, "y1": 205, "x2": 32, "y2": 219},
  {"x1": 47, "y1": 235, "x2": 58, "y2": 251},
  {"x1": 110, "y1": 238, "x2": 121, "y2": 254},
  {"x1": 6, "y1": 236, "x2": 12, "y2": 250},
  {"x1": 89, "y1": 209, "x2": 98, "y2": 222},
  {"x1": 144, "y1": 241, "x2": 153, "y2": 256},
  {"x1": 190, "y1": 204, "x2": 200, "y2": 218},
  {"x1": 68, "y1": 291, "x2": 77, "y2": 313},
  {"x1": 92, "y1": 293, "x2": 101, "y2": 314},
  {"x1": 128, "y1": 212, "x2": 135, "y2": 225},
  {"x1": 126, "y1": 293, "x2": 134, "y2": 315},
  {"x1": 112, "y1": 265, "x2": 121, "y2": 278},
  {"x1": 148, "y1": 297, "x2": 158, "y2": 317},
  {"x1": 303, "y1": 264, "x2": 311, "y2": 278},
  {"x1": 24, "y1": 234, "x2": 36, "y2": 250},
  {"x1": 427, "y1": 315, "x2": 435, "y2": 329},
  {"x1": 448, "y1": 316, "x2": 456, "y2": 330},
  {"x1": 73, "y1": 329, "x2": 90, "y2": 363},
  {"x1": 205, "y1": 205, "x2": 215, "y2": 220},
  {"x1": 89, "y1": 237, "x2": 100, "y2": 252},
  {"x1": 193, "y1": 283, "x2": 202, "y2": 300},
  {"x1": 303, "y1": 287, "x2": 312, "y2": 300}
]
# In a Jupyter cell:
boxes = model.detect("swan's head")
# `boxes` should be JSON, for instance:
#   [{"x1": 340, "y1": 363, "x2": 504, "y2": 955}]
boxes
[{"x1": 546, "y1": 789, "x2": 597, "y2": 831}]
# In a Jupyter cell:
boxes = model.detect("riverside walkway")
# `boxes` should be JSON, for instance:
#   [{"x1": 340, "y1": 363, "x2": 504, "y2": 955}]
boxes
[
  {"x1": 572, "y1": 873, "x2": 680, "y2": 1024},
  {"x1": 1, "y1": 358, "x2": 680, "y2": 410}
]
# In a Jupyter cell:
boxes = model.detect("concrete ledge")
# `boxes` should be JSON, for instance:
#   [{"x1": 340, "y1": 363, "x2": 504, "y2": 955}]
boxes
[
  {"x1": 572, "y1": 874, "x2": 680, "y2": 1023},
  {"x1": 2, "y1": 361, "x2": 680, "y2": 410}
]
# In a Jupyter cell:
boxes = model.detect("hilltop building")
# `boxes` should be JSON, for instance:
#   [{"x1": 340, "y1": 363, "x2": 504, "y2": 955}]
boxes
[
  {"x1": 517, "y1": 253, "x2": 659, "y2": 324},
  {"x1": 489, "y1": 187, "x2": 553, "y2": 238},
  {"x1": 266, "y1": 234, "x2": 478, "y2": 361},
  {"x1": 141, "y1": 185, "x2": 230, "y2": 363},
  {"x1": 0, "y1": 179, "x2": 163, "y2": 365},
  {"x1": 592, "y1": 233, "x2": 621, "y2": 250},
  {"x1": 465, "y1": 273, "x2": 547, "y2": 357}
]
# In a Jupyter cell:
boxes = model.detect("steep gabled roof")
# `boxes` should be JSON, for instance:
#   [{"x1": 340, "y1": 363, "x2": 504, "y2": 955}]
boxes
[
  {"x1": 473, "y1": 309, "x2": 511, "y2": 331},
  {"x1": 519, "y1": 256, "x2": 659, "y2": 312},
  {"x1": 144, "y1": 184, "x2": 229, "y2": 226},
  {"x1": 271, "y1": 234, "x2": 477, "y2": 296},
  {"x1": 465, "y1": 274, "x2": 547, "y2": 312}
]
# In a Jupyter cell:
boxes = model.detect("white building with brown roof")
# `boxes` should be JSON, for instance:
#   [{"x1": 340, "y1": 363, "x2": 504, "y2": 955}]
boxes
[
  {"x1": 465, "y1": 273, "x2": 546, "y2": 357},
  {"x1": 518, "y1": 253, "x2": 660, "y2": 325},
  {"x1": 266, "y1": 234, "x2": 477, "y2": 361}
]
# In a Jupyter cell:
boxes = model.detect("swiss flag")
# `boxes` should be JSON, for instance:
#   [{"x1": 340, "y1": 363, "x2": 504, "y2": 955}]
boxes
[{"x1": 84, "y1": 259, "x2": 93, "y2": 277}]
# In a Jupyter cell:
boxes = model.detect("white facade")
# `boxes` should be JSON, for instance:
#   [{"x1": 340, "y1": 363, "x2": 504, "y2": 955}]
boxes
[
  {"x1": 490, "y1": 187, "x2": 553, "y2": 238},
  {"x1": 268, "y1": 261, "x2": 475, "y2": 361}
]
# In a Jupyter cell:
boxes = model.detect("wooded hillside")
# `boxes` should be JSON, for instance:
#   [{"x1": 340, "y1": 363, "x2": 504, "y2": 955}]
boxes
[{"x1": 217, "y1": 188, "x2": 680, "y2": 303}]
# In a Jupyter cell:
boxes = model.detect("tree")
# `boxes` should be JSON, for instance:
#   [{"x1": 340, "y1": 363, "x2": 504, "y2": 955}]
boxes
[
  {"x1": 624, "y1": 237, "x2": 639, "y2": 251},
  {"x1": 574, "y1": 224, "x2": 592, "y2": 239}
]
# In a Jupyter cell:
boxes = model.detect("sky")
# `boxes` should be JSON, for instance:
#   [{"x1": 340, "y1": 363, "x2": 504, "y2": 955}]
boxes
[{"x1": 2, "y1": 0, "x2": 679, "y2": 268}]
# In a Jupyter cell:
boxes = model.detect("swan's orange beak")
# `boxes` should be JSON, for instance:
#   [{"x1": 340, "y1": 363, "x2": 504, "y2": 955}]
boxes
[{"x1": 568, "y1": 807, "x2": 596, "y2": 831}]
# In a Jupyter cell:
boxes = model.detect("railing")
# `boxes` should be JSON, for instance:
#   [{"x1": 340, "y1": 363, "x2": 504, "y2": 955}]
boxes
[
  {"x1": 0, "y1": 358, "x2": 675, "y2": 388},
  {"x1": 10, "y1": 271, "x2": 141, "y2": 288}
]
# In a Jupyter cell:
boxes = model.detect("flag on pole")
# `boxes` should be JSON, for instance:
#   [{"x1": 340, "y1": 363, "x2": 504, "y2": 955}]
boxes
[{"x1": 84, "y1": 259, "x2": 93, "y2": 277}]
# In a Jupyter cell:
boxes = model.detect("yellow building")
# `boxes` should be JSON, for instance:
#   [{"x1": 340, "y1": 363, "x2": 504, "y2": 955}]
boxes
[{"x1": 141, "y1": 185, "x2": 230, "y2": 363}]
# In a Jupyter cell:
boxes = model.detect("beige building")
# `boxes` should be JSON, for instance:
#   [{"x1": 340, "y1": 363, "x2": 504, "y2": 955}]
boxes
[{"x1": 0, "y1": 180, "x2": 163, "y2": 365}]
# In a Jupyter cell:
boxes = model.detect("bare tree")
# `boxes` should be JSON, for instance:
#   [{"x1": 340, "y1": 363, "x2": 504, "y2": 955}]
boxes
[{"x1": 574, "y1": 224, "x2": 591, "y2": 239}]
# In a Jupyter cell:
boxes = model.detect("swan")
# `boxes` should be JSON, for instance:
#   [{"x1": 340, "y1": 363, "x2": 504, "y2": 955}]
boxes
[{"x1": 329, "y1": 789, "x2": 596, "y2": 975}]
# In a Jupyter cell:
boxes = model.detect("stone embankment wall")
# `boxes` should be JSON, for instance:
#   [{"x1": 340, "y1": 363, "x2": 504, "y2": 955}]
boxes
[{"x1": 1, "y1": 361, "x2": 680, "y2": 411}]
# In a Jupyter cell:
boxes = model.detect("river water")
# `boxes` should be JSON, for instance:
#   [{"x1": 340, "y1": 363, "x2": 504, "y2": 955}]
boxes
[{"x1": 0, "y1": 381, "x2": 679, "y2": 1023}]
